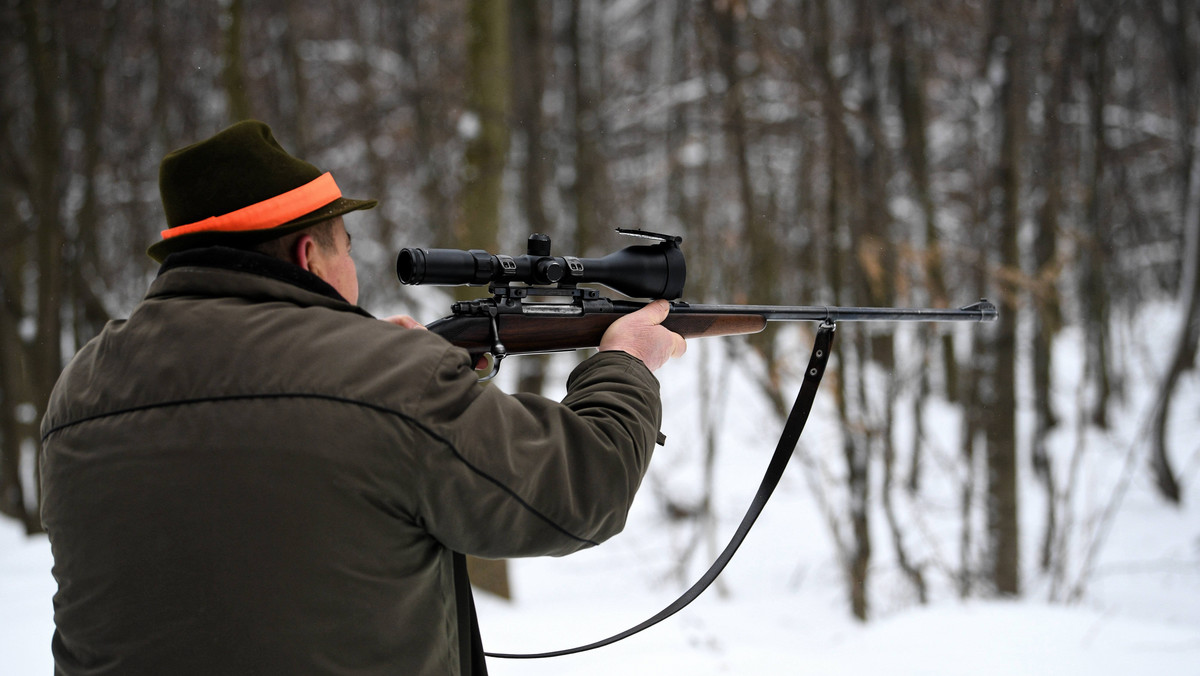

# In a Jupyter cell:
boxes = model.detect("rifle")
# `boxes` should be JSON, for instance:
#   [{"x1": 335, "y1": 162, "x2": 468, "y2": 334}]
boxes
[
  {"x1": 397, "y1": 229, "x2": 996, "y2": 376},
  {"x1": 395, "y1": 229, "x2": 996, "y2": 659}
]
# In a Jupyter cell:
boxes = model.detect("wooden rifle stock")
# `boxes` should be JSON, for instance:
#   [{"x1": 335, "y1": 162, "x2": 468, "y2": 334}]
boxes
[{"x1": 427, "y1": 310, "x2": 767, "y2": 360}]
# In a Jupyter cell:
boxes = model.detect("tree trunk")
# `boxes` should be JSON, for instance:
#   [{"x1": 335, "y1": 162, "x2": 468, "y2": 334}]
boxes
[
  {"x1": 809, "y1": 0, "x2": 871, "y2": 620},
  {"x1": 1030, "y1": 0, "x2": 1074, "y2": 570},
  {"x1": 0, "y1": 234, "x2": 32, "y2": 528},
  {"x1": 1081, "y1": 13, "x2": 1112, "y2": 429},
  {"x1": 461, "y1": 0, "x2": 513, "y2": 599},
  {"x1": 511, "y1": 0, "x2": 552, "y2": 397},
  {"x1": 566, "y1": 0, "x2": 606, "y2": 255},
  {"x1": 902, "y1": 6, "x2": 958, "y2": 375},
  {"x1": 20, "y1": 0, "x2": 68, "y2": 535},
  {"x1": 1146, "y1": 117, "x2": 1200, "y2": 505},
  {"x1": 280, "y1": 0, "x2": 311, "y2": 158},
  {"x1": 221, "y1": 0, "x2": 254, "y2": 122},
  {"x1": 1145, "y1": 0, "x2": 1200, "y2": 505},
  {"x1": 707, "y1": 0, "x2": 784, "y2": 389},
  {"x1": 66, "y1": 2, "x2": 116, "y2": 349},
  {"x1": 393, "y1": 0, "x2": 454, "y2": 247},
  {"x1": 983, "y1": 0, "x2": 1023, "y2": 597}
]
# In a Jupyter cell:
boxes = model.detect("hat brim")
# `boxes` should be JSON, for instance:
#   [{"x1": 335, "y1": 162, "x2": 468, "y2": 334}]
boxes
[{"x1": 147, "y1": 197, "x2": 377, "y2": 263}]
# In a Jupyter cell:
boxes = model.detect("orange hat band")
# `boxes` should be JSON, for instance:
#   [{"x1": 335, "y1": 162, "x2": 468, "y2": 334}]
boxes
[{"x1": 160, "y1": 172, "x2": 342, "y2": 240}]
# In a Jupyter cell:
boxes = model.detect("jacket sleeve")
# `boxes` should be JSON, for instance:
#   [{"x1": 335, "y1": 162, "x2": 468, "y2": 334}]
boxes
[{"x1": 407, "y1": 345, "x2": 662, "y2": 559}]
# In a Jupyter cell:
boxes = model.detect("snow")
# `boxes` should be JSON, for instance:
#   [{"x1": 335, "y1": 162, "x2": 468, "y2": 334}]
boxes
[
  {"x1": 3, "y1": 321, "x2": 1199, "y2": 674},
  {"x1": 0, "y1": 519, "x2": 57, "y2": 675},
  {"x1": 479, "y1": 594, "x2": 1200, "y2": 675}
]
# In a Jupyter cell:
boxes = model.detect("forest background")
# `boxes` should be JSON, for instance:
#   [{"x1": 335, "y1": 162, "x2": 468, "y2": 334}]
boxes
[{"x1": 1, "y1": 0, "x2": 1198, "y2": 628}]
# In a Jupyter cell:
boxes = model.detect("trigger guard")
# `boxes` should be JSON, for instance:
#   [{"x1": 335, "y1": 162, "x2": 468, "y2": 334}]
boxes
[{"x1": 474, "y1": 352, "x2": 501, "y2": 381}]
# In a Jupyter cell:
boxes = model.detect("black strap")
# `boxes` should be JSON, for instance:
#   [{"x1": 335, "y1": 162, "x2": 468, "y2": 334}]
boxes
[
  {"x1": 486, "y1": 322, "x2": 837, "y2": 659},
  {"x1": 452, "y1": 552, "x2": 489, "y2": 675}
]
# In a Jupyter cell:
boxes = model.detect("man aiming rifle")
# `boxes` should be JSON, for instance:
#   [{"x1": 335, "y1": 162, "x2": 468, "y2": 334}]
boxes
[{"x1": 39, "y1": 120, "x2": 685, "y2": 676}]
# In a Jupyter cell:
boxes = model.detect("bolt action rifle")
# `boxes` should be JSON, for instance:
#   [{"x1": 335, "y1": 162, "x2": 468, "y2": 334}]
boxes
[
  {"x1": 397, "y1": 228, "x2": 997, "y2": 377},
  {"x1": 396, "y1": 229, "x2": 997, "y2": 661}
]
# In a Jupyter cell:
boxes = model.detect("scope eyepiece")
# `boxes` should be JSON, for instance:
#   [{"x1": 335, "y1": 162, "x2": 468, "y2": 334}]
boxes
[{"x1": 397, "y1": 233, "x2": 686, "y2": 299}]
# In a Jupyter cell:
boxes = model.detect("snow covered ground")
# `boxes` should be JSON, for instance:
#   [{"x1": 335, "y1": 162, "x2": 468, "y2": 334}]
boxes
[
  {"x1": 5, "y1": 479, "x2": 1198, "y2": 675},
  {"x1": 474, "y1": 321, "x2": 1200, "y2": 675},
  {"x1": 3, "y1": 314, "x2": 1199, "y2": 674}
]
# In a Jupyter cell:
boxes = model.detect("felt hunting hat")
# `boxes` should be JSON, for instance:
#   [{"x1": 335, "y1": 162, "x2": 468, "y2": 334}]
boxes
[{"x1": 148, "y1": 120, "x2": 377, "y2": 262}]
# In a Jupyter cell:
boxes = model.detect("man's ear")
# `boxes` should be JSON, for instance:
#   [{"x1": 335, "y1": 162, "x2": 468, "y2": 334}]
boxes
[{"x1": 291, "y1": 233, "x2": 318, "y2": 273}]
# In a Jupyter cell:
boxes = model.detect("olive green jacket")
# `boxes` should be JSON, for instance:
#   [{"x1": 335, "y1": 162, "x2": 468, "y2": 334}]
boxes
[{"x1": 40, "y1": 247, "x2": 662, "y2": 676}]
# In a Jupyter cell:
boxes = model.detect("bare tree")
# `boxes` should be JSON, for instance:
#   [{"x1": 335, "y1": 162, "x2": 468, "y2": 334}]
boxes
[
  {"x1": 1145, "y1": 0, "x2": 1200, "y2": 505},
  {"x1": 460, "y1": 0, "x2": 513, "y2": 600},
  {"x1": 981, "y1": 0, "x2": 1026, "y2": 598},
  {"x1": 222, "y1": 0, "x2": 254, "y2": 122}
]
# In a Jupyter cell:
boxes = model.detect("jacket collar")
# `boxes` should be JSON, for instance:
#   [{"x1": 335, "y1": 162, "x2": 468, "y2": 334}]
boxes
[
  {"x1": 158, "y1": 246, "x2": 345, "y2": 300},
  {"x1": 150, "y1": 246, "x2": 373, "y2": 317}
]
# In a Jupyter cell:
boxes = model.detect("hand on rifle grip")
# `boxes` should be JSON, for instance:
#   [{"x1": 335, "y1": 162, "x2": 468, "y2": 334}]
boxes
[
  {"x1": 384, "y1": 314, "x2": 489, "y2": 370},
  {"x1": 382, "y1": 315, "x2": 426, "y2": 330},
  {"x1": 598, "y1": 299, "x2": 687, "y2": 372}
]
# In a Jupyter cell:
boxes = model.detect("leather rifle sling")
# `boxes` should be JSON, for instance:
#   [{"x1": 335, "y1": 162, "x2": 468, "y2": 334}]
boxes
[
  {"x1": 453, "y1": 552, "x2": 490, "y2": 674},
  {"x1": 485, "y1": 322, "x2": 837, "y2": 659}
]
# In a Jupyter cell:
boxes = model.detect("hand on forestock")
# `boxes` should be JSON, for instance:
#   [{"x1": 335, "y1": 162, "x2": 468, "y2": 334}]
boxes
[{"x1": 598, "y1": 299, "x2": 687, "y2": 372}]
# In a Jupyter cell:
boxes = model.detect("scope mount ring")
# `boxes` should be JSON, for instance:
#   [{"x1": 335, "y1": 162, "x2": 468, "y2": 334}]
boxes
[{"x1": 489, "y1": 283, "x2": 600, "y2": 302}]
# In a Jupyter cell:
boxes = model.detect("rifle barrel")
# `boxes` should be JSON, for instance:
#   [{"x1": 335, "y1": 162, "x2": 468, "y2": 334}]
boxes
[{"x1": 668, "y1": 299, "x2": 998, "y2": 323}]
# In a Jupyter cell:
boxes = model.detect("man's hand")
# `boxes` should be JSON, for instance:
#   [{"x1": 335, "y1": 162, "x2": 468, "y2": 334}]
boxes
[
  {"x1": 383, "y1": 315, "x2": 425, "y2": 330},
  {"x1": 598, "y1": 300, "x2": 687, "y2": 372},
  {"x1": 384, "y1": 315, "x2": 493, "y2": 370}
]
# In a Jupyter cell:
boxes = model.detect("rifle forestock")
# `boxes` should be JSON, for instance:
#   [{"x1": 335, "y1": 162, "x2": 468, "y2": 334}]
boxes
[{"x1": 426, "y1": 299, "x2": 997, "y2": 359}]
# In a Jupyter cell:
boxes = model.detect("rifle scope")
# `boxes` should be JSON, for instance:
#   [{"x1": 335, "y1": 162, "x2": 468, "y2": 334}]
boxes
[{"x1": 397, "y1": 233, "x2": 687, "y2": 300}]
